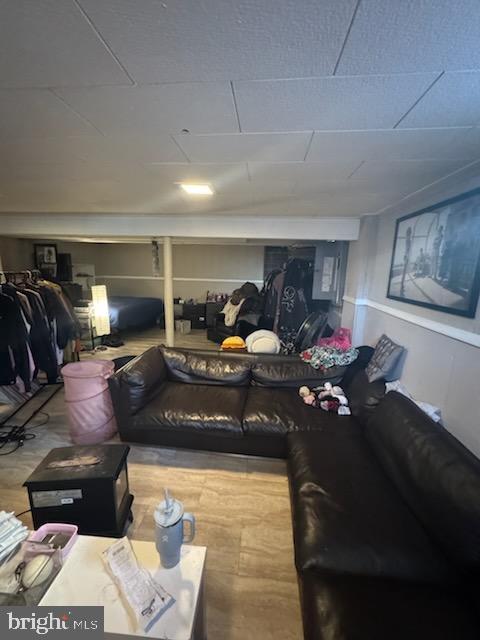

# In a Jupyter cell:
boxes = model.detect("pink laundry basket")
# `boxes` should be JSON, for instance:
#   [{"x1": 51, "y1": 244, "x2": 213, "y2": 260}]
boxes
[{"x1": 61, "y1": 360, "x2": 117, "y2": 445}]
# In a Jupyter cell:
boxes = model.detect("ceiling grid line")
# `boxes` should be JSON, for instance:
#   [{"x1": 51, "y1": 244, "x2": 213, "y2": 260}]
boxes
[
  {"x1": 170, "y1": 135, "x2": 192, "y2": 163},
  {"x1": 72, "y1": 0, "x2": 136, "y2": 87},
  {"x1": 48, "y1": 89, "x2": 106, "y2": 137},
  {"x1": 230, "y1": 81, "x2": 243, "y2": 133},
  {"x1": 393, "y1": 72, "x2": 445, "y2": 128},
  {"x1": 332, "y1": 0, "x2": 363, "y2": 76},
  {"x1": 302, "y1": 132, "x2": 315, "y2": 161}
]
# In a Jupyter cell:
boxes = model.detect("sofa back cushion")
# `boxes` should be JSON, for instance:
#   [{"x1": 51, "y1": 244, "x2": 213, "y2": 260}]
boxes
[
  {"x1": 160, "y1": 346, "x2": 251, "y2": 386},
  {"x1": 366, "y1": 391, "x2": 480, "y2": 577},
  {"x1": 345, "y1": 370, "x2": 386, "y2": 425},
  {"x1": 251, "y1": 359, "x2": 345, "y2": 388},
  {"x1": 119, "y1": 346, "x2": 166, "y2": 414}
]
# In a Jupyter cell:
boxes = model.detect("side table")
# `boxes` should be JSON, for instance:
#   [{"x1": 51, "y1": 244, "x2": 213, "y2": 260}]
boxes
[{"x1": 40, "y1": 536, "x2": 207, "y2": 640}]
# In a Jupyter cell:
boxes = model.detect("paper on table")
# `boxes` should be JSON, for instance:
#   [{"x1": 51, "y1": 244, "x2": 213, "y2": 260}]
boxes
[{"x1": 103, "y1": 537, "x2": 175, "y2": 633}]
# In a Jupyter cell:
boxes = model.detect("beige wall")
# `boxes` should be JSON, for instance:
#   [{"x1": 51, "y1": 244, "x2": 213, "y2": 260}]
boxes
[
  {"x1": 41, "y1": 240, "x2": 265, "y2": 301},
  {"x1": 343, "y1": 169, "x2": 480, "y2": 456},
  {"x1": 0, "y1": 236, "x2": 35, "y2": 272}
]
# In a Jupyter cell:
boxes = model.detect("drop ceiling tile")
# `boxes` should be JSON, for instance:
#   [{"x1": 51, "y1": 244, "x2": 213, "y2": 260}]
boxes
[
  {"x1": 398, "y1": 71, "x2": 480, "y2": 128},
  {"x1": 307, "y1": 128, "x2": 480, "y2": 163},
  {"x1": 0, "y1": 0, "x2": 130, "y2": 88},
  {"x1": 15, "y1": 134, "x2": 186, "y2": 164},
  {"x1": 55, "y1": 84, "x2": 238, "y2": 135},
  {"x1": 173, "y1": 132, "x2": 312, "y2": 163},
  {"x1": 351, "y1": 159, "x2": 469, "y2": 189},
  {"x1": 337, "y1": 0, "x2": 480, "y2": 75},
  {"x1": 234, "y1": 74, "x2": 437, "y2": 131},
  {"x1": 78, "y1": 0, "x2": 356, "y2": 82},
  {"x1": 0, "y1": 90, "x2": 98, "y2": 140},
  {"x1": 248, "y1": 161, "x2": 364, "y2": 186},
  {"x1": 0, "y1": 160, "x2": 148, "y2": 182}
]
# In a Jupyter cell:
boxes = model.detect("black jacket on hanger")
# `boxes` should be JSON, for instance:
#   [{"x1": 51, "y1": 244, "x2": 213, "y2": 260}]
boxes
[
  {"x1": 0, "y1": 292, "x2": 31, "y2": 391},
  {"x1": 23, "y1": 288, "x2": 58, "y2": 383}
]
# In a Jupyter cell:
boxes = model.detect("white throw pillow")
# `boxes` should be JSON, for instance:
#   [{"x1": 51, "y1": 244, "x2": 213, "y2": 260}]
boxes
[{"x1": 245, "y1": 330, "x2": 281, "y2": 354}]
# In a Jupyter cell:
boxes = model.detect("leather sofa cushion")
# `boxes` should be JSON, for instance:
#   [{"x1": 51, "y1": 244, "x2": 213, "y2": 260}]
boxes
[
  {"x1": 160, "y1": 347, "x2": 251, "y2": 386},
  {"x1": 345, "y1": 370, "x2": 385, "y2": 425},
  {"x1": 366, "y1": 391, "x2": 480, "y2": 577},
  {"x1": 299, "y1": 572, "x2": 478, "y2": 640},
  {"x1": 119, "y1": 346, "x2": 166, "y2": 414},
  {"x1": 132, "y1": 381, "x2": 247, "y2": 437},
  {"x1": 287, "y1": 430, "x2": 453, "y2": 584},
  {"x1": 243, "y1": 388, "x2": 359, "y2": 437},
  {"x1": 251, "y1": 359, "x2": 345, "y2": 388}
]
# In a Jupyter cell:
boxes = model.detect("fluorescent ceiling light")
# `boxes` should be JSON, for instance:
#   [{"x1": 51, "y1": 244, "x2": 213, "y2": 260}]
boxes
[{"x1": 180, "y1": 183, "x2": 214, "y2": 195}]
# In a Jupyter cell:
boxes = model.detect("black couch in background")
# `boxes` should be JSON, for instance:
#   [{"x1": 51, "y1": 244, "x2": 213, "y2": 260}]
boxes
[
  {"x1": 109, "y1": 345, "x2": 356, "y2": 458},
  {"x1": 109, "y1": 347, "x2": 480, "y2": 639}
]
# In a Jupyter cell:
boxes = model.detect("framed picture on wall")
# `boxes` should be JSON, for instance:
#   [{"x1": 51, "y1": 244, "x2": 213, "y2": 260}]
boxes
[
  {"x1": 387, "y1": 187, "x2": 480, "y2": 318},
  {"x1": 34, "y1": 243, "x2": 58, "y2": 278}
]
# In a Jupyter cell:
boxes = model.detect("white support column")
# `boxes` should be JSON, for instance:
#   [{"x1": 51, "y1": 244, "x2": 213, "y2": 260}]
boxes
[{"x1": 163, "y1": 236, "x2": 175, "y2": 347}]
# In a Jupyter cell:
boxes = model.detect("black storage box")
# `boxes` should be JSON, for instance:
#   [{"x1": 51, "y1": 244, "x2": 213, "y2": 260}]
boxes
[
  {"x1": 23, "y1": 444, "x2": 134, "y2": 537},
  {"x1": 183, "y1": 303, "x2": 207, "y2": 329}
]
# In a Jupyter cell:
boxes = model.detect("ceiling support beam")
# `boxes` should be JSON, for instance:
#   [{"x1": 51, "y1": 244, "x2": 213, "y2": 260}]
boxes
[{"x1": 0, "y1": 214, "x2": 360, "y2": 241}]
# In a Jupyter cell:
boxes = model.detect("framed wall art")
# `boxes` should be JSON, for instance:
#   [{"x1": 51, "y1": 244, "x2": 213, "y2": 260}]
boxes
[{"x1": 387, "y1": 187, "x2": 480, "y2": 318}]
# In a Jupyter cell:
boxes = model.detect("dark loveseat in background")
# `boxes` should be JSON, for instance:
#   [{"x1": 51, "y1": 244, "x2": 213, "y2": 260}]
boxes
[{"x1": 109, "y1": 346, "x2": 480, "y2": 639}]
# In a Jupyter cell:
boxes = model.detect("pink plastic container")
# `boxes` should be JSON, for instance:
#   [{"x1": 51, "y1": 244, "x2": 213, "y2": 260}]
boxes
[
  {"x1": 27, "y1": 523, "x2": 78, "y2": 560},
  {"x1": 61, "y1": 360, "x2": 117, "y2": 445}
]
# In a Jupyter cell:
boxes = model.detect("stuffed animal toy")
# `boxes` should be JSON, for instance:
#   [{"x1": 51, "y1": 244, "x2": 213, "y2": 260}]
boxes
[{"x1": 298, "y1": 383, "x2": 351, "y2": 415}]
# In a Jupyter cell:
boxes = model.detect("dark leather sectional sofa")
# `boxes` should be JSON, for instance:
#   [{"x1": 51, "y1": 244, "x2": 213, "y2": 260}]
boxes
[{"x1": 109, "y1": 346, "x2": 480, "y2": 639}]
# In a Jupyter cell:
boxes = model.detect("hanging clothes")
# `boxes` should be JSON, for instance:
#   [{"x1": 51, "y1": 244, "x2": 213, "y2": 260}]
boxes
[
  {"x1": 277, "y1": 259, "x2": 310, "y2": 352},
  {"x1": 0, "y1": 273, "x2": 79, "y2": 389},
  {"x1": 0, "y1": 290, "x2": 32, "y2": 391}
]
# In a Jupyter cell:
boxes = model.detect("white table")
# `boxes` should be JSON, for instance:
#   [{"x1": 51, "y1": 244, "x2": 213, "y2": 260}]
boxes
[{"x1": 40, "y1": 536, "x2": 207, "y2": 640}]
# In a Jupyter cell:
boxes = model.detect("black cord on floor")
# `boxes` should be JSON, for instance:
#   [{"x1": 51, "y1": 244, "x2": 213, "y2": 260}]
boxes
[
  {"x1": 14, "y1": 509, "x2": 31, "y2": 518},
  {"x1": 0, "y1": 412, "x2": 50, "y2": 455}
]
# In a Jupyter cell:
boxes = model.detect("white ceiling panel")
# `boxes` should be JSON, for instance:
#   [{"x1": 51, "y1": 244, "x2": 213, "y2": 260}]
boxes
[
  {"x1": 337, "y1": 0, "x2": 480, "y2": 75},
  {"x1": 0, "y1": 134, "x2": 186, "y2": 168},
  {"x1": 351, "y1": 159, "x2": 469, "y2": 188},
  {"x1": 234, "y1": 74, "x2": 437, "y2": 131},
  {"x1": 55, "y1": 84, "x2": 239, "y2": 135},
  {"x1": 248, "y1": 162, "x2": 368, "y2": 187},
  {"x1": 307, "y1": 128, "x2": 480, "y2": 162},
  {"x1": 0, "y1": 160, "x2": 149, "y2": 183},
  {"x1": 0, "y1": 90, "x2": 97, "y2": 140},
  {"x1": 173, "y1": 132, "x2": 312, "y2": 163},
  {"x1": 0, "y1": 0, "x2": 130, "y2": 88},
  {"x1": 77, "y1": 0, "x2": 356, "y2": 82},
  {"x1": 398, "y1": 72, "x2": 480, "y2": 128}
]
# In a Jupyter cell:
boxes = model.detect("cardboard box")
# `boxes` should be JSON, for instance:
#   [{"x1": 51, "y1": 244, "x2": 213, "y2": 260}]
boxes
[{"x1": 175, "y1": 319, "x2": 192, "y2": 334}]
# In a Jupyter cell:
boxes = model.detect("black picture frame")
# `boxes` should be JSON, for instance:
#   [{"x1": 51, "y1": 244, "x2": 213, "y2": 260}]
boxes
[
  {"x1": 387, "y1": 186, "x2": 480, "y2": 318},
  {"x1": 34, "y1": 243, "x2": 58, "y2": 278}
]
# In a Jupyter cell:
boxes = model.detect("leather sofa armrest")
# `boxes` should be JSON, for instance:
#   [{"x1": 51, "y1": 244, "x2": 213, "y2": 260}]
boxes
[
  {"x1": 114, "y1": 346, "x2": 167, "y2": 415},
  {"x1": 108, "y1": 374, "x2": 132, "y2": 438}
]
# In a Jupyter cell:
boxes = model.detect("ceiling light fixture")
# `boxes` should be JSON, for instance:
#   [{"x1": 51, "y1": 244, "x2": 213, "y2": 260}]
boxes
[{"x1": 179, "y1": 183, "x2": 214, "y2": 195}]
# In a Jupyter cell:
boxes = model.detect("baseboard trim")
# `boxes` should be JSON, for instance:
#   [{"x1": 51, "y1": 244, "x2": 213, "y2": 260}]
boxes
[{"x1": 343, "y1": 296, "x2": 480, "y2": 348}]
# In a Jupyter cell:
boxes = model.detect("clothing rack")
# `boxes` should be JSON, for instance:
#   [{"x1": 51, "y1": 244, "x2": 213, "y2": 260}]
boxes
[{"x1": 0, "y1": 269, "x2": 41, "y2": 284}]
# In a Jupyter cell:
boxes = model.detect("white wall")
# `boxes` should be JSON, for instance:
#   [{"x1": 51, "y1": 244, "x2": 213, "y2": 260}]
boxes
[{"x1": 342, "y1": 168, "x2": 480, "y2": 456}]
